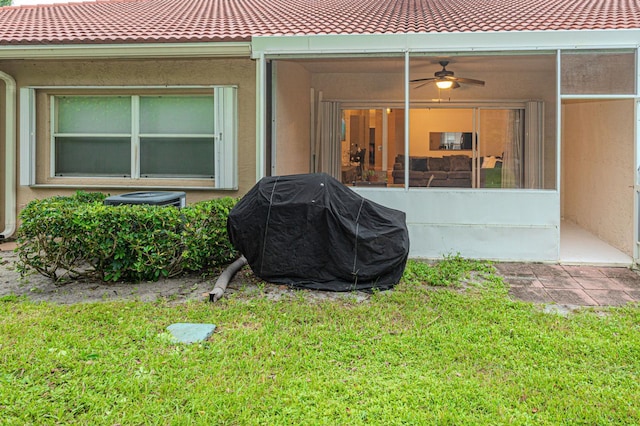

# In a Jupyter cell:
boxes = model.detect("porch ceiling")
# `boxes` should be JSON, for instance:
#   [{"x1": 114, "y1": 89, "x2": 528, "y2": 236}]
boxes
[{"x1": 287, "y1": 54, "x2": 556, "y2": 75}]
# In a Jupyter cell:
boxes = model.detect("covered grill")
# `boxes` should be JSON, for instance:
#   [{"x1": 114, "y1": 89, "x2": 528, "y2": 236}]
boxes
[{"x1": 227, "y1": 173, "x2": 409, "y2": 291}]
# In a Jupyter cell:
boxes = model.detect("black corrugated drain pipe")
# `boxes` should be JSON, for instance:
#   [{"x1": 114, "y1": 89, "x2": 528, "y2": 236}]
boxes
[{"x1": 209, "y1": 255, "x2": 248, "y2": 302}]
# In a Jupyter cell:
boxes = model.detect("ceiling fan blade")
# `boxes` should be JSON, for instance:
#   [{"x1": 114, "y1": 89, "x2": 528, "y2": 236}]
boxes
[
  {"x1": 410, "y1": 77, "x2": 436, "y2": 83},
  {"x1": 413, "y1": 82, "x2": 430, "y2": 89},
  {"x1": 451, "y1": 81, "x2": 461, "y2": 89},
  {"x1": 453, "y1": 77, "x2": 485, "y2": 86}
]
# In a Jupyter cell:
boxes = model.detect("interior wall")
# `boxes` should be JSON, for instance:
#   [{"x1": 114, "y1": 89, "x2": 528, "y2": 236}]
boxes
[
  {"x1": 562, "y1": 99, "x2": 635, "y2": 255},
  {"x1": 479, "y1": 109, "x2": 510, "y2": 158},
  {"x1": 391, "y1": 109, "x2": 404, "y2": 165},
  {"x1": 409, "y1": 109, "x2": 473, "y2": 156},
  {"x1": 273, "y1": 61, "x2": 311, "y2": 175}
]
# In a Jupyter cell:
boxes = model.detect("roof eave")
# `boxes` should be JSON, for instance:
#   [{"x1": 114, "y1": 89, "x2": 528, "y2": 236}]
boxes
[
  {"x1": 0, "y1": 41, "x2": 252, "y2": 60},
  {"x1": 251, "y1": 29, "x2": 640, "y2": 58}
]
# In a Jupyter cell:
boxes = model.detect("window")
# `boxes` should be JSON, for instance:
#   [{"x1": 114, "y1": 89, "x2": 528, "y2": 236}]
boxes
[
  {"x1": 340, "y1": 103, "x2": 543, "y2": 189},
  {"x1": 53, "y1": 94, "x2": 215, "y2": 179},
  {"x1": 561, "y1": 50, "x2": 635, "y2": 95},
  {"x1": 20, "y1": 86, "x2": 238, "y2": 189}
]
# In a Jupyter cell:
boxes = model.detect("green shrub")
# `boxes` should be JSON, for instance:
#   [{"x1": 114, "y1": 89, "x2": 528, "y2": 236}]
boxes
[
  {"x1": 16, "y1": 191, "x2": 238, "y2": 282},
  {"x1": 180, "y1": 197, "x2": 238, "y2": 272}
]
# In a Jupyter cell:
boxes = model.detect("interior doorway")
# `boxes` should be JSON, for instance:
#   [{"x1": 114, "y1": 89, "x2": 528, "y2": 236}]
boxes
[
  {"x1": 560, "y1": 99, "x2": 635, "y2": 265},
  {"x1": 341, "y1": 108, "x2": 396, "y2": 185}
]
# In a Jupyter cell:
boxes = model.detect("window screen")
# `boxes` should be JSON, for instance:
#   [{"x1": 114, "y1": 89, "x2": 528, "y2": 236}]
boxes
[
  {"x1": 561, "y1": 51, "x2": 635, "y2": 95},
  {"x1": 55, "y1": 137, "x2": 131, "y2": 177},
  {"x1": 140, "y1": 96, "x2": 214, "y2": 135},
  {"x1": 140, "y1": 137, "x2": 215, "y2": 177},
  {"x1": 57, "y1": 96, "x2": 131, "y2": 134}
]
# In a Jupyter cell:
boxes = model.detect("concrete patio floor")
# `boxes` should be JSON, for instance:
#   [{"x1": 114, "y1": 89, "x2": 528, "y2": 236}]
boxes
[{"x1": 495, "y1": 263, "x2": 640, "y2": 307}]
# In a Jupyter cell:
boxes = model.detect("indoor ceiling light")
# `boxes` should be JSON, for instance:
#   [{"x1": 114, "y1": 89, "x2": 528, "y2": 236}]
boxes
[{"x1": 435, "y1": 79, "x2": 454, "y2": 89}]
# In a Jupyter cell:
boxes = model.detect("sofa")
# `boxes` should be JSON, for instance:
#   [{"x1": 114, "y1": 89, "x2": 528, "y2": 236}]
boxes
[{"x1": 392, "y1": 155, "x2": 472, "y2": 187}]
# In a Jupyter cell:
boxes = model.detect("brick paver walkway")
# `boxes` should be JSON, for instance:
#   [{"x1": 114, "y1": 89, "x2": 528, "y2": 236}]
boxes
[{"x1": 495, "y1": 263, "x2": 640, "y2": 307}]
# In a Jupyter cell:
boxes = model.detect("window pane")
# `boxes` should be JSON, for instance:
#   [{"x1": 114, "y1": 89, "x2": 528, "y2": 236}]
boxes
[
  {"x1": 140, "y1": 96, "x2": 214, "y2": 135},
  {"x1": 57, "y1": 97, "x2": 131, "y2": 134},
  {"x1": 478, "y1": 110, "x2": 509, "y2": 188},
  {"x1": 140, "y1": 137, "x2": 214, "y2": 178},
  {"x1": 478, "y1": 109, "x2": 526, "y2": 189},
  {"x1": 406, "y1": 108, "x2": 473, "y2": 188},
  {"x1": 55, "y1": 137, "x2": 131, "y2": 176}
]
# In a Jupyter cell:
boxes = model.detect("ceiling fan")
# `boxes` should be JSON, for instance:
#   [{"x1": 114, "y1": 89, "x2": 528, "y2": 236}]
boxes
[{"x1": 411, "y1": 60, "x2": 485, "y2": 90}]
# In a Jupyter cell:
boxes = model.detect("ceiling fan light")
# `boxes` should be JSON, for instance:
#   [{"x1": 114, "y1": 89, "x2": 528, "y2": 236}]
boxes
[{"x1": 435, "y1": 79, "x2": 453, "y2": 89}]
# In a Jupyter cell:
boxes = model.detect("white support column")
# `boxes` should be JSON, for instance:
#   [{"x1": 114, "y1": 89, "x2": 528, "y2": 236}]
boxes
[
  {"x1": 635, "y1": 99, "x2": 640, "y2": 262},
  {"x1": 556, "y1": 49, "x2": 562, "y2": 194},
  {"x1": 634, "y1": 47, "x2": 640, "y2": 262},
  {"x1": 556, "y1": 49, "x2": 562, "y2": 261},
  {"x1": 255, "y1": 53, "x2": 266, "y2": 181},
  {"x1": 404, "y1": 50, "x2": 410, "y2": 190}
]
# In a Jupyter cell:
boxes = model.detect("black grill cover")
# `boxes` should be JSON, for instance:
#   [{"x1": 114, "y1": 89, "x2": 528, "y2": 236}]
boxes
[{"x1": 227, "y1": 173, "x2": 409, "y2": 291}]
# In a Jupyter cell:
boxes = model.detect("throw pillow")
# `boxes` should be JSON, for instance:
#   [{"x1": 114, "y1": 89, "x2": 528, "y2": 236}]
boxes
[
  {"x1": 481, "y1": 156, "x2": 497, "y2": 169},
  {"x1": 411, "y1": 157, "x2": 428, "y2": 172},
  {"x1": 449, "y1": 155, "x2": 471, "y2": 171},
  {"x1": 427, "y1": 157, "x2": 445, "y2": 171}
]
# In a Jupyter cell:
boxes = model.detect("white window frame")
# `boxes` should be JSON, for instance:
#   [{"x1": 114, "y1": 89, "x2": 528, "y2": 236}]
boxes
[{"x1": 20, "y1": 85, "x2": 238, "y2": 190}]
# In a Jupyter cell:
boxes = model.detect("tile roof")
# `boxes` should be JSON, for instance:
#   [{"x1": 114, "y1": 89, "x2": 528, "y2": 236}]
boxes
[{"x1": 0, "y1": 0, "x2": 639, "y2": 45}]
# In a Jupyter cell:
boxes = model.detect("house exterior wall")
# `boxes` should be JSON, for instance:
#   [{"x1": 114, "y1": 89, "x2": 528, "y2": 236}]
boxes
[
  {"x1": 561, "y1": 99, "x2": 635, "y2": 256},
  {"x1": 360, "y1": 188, "x2": 559, "y2": 260},
  {"x1": 273, "y1": 61, "x2": 311, "y2": 175},
  {"x1": 0, "y1": 57, "x2": 256, "y2": 215}
]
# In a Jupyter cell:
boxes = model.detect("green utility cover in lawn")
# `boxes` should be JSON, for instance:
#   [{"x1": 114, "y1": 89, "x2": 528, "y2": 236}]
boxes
[{"x1": 167, "y1": 323, "x2": 216, "y2": 343}]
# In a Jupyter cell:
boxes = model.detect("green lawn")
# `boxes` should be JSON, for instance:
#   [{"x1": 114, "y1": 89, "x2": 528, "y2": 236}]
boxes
[{"x1": 1, "y1": 260, "x2": 639, "y2": 425}]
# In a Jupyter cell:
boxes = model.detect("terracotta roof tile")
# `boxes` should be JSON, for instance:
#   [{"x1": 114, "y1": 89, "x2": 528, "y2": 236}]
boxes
[{"x1": 0, "y1": 0, "x2": 639, "y2": 45}]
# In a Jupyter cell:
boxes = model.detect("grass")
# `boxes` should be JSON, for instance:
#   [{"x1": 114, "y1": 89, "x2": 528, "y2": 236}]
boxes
[{"x1": 0, "y1": 258, "x2": 639, "y2": 425}]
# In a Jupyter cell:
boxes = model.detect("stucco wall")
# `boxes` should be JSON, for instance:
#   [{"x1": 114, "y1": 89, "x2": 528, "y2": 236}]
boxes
[
  {"x1": 561, "y1": 99, "x2": 635, "y2": 255},
  {"x1": 273, "y1": 61, "x2": 311, "y2": 175},
  {"x1": 0, "y1": 57, "x2": 256, "y2": 215}
]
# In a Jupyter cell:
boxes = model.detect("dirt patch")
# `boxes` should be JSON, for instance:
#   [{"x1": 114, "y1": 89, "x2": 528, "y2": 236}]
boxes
[{"x1": 0, "y1": 246, "x2": 371, "y2": 305}]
